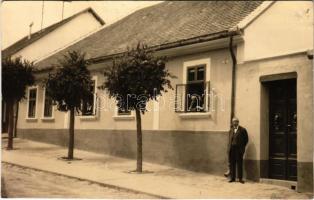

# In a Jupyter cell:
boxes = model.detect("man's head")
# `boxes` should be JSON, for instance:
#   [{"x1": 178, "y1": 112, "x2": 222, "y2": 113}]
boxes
[{"x1": 232, "y1": 117, "x2": 239, "y2": 128}]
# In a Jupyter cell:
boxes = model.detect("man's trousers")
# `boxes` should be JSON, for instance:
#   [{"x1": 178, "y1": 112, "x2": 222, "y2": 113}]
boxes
[{"x1": 229, "y1": 145, "x2": 244, "y2": 180}]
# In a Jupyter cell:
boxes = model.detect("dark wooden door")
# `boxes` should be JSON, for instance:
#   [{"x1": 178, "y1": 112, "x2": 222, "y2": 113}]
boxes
[{"x1": 269, "y1": 79, "x2": 297, "y2": 181}]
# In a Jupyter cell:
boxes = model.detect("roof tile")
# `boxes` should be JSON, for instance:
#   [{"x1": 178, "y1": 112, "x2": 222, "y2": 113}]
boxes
[{"x1": 36, "y1": 1, "x2": 263, "y2": 69}]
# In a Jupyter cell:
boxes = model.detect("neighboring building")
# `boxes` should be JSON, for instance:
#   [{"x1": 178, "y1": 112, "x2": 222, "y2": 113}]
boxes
[
  {"x1": 15, "y1": 1, "x2": 313, "y2": 192},
  {"x1": 2, "y1": 7, "x2": 104, "y2": 62},
  {"x1": 1, "y1": 7, "x2": 105, "y2": 133}
]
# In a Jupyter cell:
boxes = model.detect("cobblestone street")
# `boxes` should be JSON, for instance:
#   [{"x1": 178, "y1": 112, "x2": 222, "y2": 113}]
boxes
[{"x1": 2, "y1": 163, "x2": 156, "y2": 198}]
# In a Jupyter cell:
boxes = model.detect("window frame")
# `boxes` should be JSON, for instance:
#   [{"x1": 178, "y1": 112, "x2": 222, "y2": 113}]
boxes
[
  {"x1": 186, "y1": 65, "x2": 206, "y2": 84},
  {"x1": 112, "y1": 92, "x2": 135, "y2": 120},
  {"x1": 113, "y1": 102, "x2": 135, "y2": 120},
  {"x1": 26, "y1": 85, "x2": 39, "y2": 120},
  {"x1": 80, "y1": 75, "x2": 98, "y2": 120},
  {"x1": 117, "y1": 108, "x2": 132, "y2": 116},
  {"x1": 180, "y1": 58, "x2": 211, "y2": 113},
  {"x1": 117, "y1": 100, "x2": 132, "y2": 116},
  {"x1": 113, "y1": 109, "x2": 135, "y2": 120},
  {"x1": 185, "y1": 65, "x2": 207, "y2": 112},
  {"x1": 41, "y1": 87, "x2": 55, "y2": 120}
]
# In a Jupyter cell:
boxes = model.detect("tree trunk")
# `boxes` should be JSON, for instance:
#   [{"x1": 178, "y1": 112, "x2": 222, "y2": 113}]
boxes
[
  {"x1": 68, "y1": 107, "x2": 75, "y2": 159},
  {"x1": 13, "y1": 102, "x2": 19, "y2": 138},
  {"x1": 7, "y1": 100, "x2": 14, "y2": 150},
  {"x1": 135, "y1": 108, "x2": 143, "y2": 172}
]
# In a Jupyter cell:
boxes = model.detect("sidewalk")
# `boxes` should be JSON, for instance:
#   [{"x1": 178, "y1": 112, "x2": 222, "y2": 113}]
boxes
[{"x1": 1, "y1": 138, "x2": 312, "y2": 199}]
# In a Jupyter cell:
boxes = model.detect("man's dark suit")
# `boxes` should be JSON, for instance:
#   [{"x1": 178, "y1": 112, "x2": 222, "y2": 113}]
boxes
[{"x1": 228, "y1": 126, "x2": 248, "y2": 180}]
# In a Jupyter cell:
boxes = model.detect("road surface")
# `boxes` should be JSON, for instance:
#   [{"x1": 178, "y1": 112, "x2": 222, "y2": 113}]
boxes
[{"x1": 2, "y1": 162, "x2": 156, "y2": 198}]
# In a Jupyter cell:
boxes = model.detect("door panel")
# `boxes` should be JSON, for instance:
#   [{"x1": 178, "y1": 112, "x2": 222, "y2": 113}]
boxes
[
  {"x1": 287, "y1": 159, "x2": 297, "y2": 180},
  {"x1": 269, "y1": 79, "x2": 297, "y2": 181},
  {"x1": 270, "y1": 133, "x2": 286, "y2": 157},
  {"x1": 269, "y1": 159, "x2": 286, "y2": 180}
]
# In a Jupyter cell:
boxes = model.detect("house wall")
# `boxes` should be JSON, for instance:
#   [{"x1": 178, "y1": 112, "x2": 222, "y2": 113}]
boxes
[
  {"x1": 239, "y1": 1, "x2": 313, "y2": 63},
  {"x1": 159, "y1": 48, "x2": 232, "y2": 131},
  {"x1": 17, "y1": 48, "x2": 233, "y2": 174},
  {"x1": 12, "y1": 12, "x2": 102, "y2": 63},
  {"x1": 18, "y1": 85, "x2": 67, "y2": 129},
  {"x1": 235, "y1": 1, "x2": 313, "y2": 192},
  {"x1": 18, "y1": 48, "x2": 232, "y2": 131},
  {"x1": 236, "y1": 53, "x2": 313, "y2": 192}
]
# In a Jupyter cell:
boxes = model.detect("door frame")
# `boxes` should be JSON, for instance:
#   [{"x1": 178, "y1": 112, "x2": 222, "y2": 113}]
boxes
[{"x1": 259, "y1": 72, "x2": 297, "y2": 180}]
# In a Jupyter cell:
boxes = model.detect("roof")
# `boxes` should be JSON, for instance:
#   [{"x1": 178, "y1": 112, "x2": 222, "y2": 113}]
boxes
[
  {"x1": 2, "y1": 7, "x2": 105, "y2": 59},
  {"x1": 36, "y1": 1, "x2": 263, "y2": 69}
]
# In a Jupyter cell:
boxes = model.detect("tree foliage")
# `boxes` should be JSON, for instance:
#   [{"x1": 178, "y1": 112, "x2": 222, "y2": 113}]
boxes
[
  {"x1": 2, "y1": 56, "x2": 35, "y2": 150},
  {"x1": 100, "y1": 43, "x2": 174, "y2": 114},
  {"x1": 2, "y1": 57, "x2": 35, "y2": 102},
  {"x1": 100, "y1": 43, "x2": 174, "y2": 172},
  {"x1": 45, "y1": 51, "x2": 93, "y2": 112},
  {"x1": 45, "y1": 51, "x2": 93, "y2": 159}
]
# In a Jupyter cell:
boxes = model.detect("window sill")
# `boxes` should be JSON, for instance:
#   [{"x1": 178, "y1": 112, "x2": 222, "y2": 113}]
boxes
[
  {"x1": 79, "y1": 115, "x2": 98, "y2": 121},
  {"x1": 41, "y1": 117, "x2": 55, "y2": 122},
  {"x1": 178, "y1": 112, "x2": 211, "y2": 119},
  {"x1": 113, "y1": 115, "x2": 135, "y2": 120},
  {"x1": 25, "y1": 118, "x2": 38, "y2": 122}
]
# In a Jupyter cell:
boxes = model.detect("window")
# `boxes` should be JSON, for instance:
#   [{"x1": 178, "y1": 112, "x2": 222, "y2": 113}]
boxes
[
  {"x1": 81, "y1": 78, "x2": 97, "y2": 116},
  {"x1": 186, "y1": 65, "x2": 206, "y2": 112},
  {"x1": 118, "y1": 108, "x2": 131, "y2": 115},
  {"x1": 27, "y1": 87, "x2": 37, "y2": 118},
  {"x1": 43, "y1": 88, "x2": 54, "y2": 118},
  {"x1": 113, "y1": 101, "x2": 134, "y2": 120},
  {"x1": 117, "y1": 101, "x2": 131, "y2": 115},
  {"x1": 112, "y1": 96, "x2": 134, "y2": 120},
  {"x1": 175, "y1": 58, "x2": 210, "y2": 113}
]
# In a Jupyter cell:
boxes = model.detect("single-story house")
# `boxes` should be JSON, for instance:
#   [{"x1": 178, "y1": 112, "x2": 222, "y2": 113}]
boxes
[
  {"x1": 14, "y1": 1, "x2": 313, "y2": 192},
  {"x1": 1, "y1": 7, "x2": 105, "y2": 133}
]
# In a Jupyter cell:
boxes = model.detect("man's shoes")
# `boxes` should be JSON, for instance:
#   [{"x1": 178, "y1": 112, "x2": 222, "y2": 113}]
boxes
[
  {"x1": 228, "y1": 179, "x2": 235, "y2": 183},
  {"x1": 224, "y1": 170, "x2": 230, "y2": 177},
  {"x1": 239, "y1": 179, "x2": 245, "y2": 184},
  {"x1": 224, "y1": 172, "x2": 230, "y2": 177}
]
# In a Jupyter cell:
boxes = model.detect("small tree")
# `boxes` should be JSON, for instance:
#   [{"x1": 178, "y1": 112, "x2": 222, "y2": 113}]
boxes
[
  {"x1": 45, "y1": 51, "x2": 93, "y2": 159},
  {"x1": 100, "y1": 43, "x2": 174, "y2": 172},
  {"x1": 2, "y1": 57, "x2": 35, "y2": 150}
]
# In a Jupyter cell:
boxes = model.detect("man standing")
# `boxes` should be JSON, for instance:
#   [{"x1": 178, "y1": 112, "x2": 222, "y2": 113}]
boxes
[{"x1": 227, "y1": 117, "x2": 248, "y2": 183}]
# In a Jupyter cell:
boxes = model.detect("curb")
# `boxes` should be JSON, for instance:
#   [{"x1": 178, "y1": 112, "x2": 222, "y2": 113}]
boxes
[{"x1": 2, "y1": 161, "x2": 170, "y2": 199}]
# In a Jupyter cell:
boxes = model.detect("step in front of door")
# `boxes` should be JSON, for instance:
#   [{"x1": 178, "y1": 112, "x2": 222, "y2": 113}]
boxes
[{"x1": 260, "y1": 178, "x2": 297, "y2": 190}]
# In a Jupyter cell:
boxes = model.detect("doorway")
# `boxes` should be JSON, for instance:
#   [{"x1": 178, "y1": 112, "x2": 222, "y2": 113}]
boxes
[{"x1": 268, "y1": 79, "x2": 297, "y2": 181}]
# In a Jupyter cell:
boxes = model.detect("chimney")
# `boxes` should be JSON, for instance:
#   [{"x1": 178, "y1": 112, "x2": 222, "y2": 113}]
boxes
[{"x1": 28, "y1": 22, "x2": 34, "y2": 39}]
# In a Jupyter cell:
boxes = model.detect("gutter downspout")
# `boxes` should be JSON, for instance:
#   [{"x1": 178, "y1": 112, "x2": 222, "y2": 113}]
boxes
[{"x1": 228, "y1": 27, "x2": 241, "y2": 124}]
